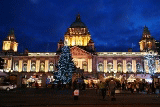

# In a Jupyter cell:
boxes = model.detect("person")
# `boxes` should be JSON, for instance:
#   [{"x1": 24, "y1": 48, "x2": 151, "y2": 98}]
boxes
[
  {"x1": 136, "y1": 83, "x2": 139, "y2": 93},
  {"x1": 146, "y1": 83, "x2": 149, "y2": 94},
  {"x1": 92, "y1": 82, "x2": 95, "y2": 89},
  {"x1": 95, "y1": 83, "x2": 99, "y2": 94},
  {"x1": 82, "y1": 80, "x2": 86, "y2": 90},
  {"x1": 57, "y1": 81, "x2": 61, "y2": 90},
  {"x1": 127, "y1": 83, "x2": 131, "y2": 91},
  {"x1": 122, "y1": 82, "x2": 125, "y2": 90},
  {"x1": 131, "y1": 83, "x2": 134, "y2": 94},
  {"x1": 73, "y1": 80, "x2": 78, "y2": 91},
  {"x1": 109, "y1": 78, "x2": 116, "y2": 101},
  {"x1": 142, "y1": 82, "x2": 145, "y2": 92},
  {"x1": 152, "y1": 82, "x2": 155, "y2": 94},
  {"x1": 35, "y1": 81, "x2": 39, "y2": 89},
  {"x1": 99, "y1": 81, "x2": 106, "y2": 100}
]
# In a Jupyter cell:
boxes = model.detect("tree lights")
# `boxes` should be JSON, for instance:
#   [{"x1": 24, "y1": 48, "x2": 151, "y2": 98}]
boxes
[
  {"x1": 55, "y1": 44, "x2": 76, "y2": 84},
  {"x1": 144, "y1": 52, "x2": 156, "y2": 75}
]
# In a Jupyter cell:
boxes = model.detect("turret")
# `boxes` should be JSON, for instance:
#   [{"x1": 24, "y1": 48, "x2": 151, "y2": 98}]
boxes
[
  {"x1": 139, "y1": 26, "x2": 156, "y2": 52},
  {"x1": 2, "y1": 29, "x2": 18, "y2": 52}
]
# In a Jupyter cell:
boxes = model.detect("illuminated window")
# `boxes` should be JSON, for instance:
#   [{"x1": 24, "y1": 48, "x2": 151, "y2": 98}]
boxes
[
  {"x1": 40, "y1": 62, "x2": 45, "y2": 72},
  {"x1": 107, "y1": 63, "x2": 113, "y2": 72},
  {"x1": 136, "y1": 63, "x2": 142, "y2": 73},
  {"x1": 82, "y1": 61, "x2": 87, "y2": 72},
  {"x1": 117, "y1": 63, "x2": 123, "y2": 72},
  {"x1": 23, "y1": 63, "x2": 27, "y2": 72},
  {"x1": 74, "y1": 61, "x2": 78, "y2": 67},
  {"x1": 98, "y1": 63, "x2": 103, "y2": 72},
  {"x1": 127, "y1": 63, "x2": 132, "y2": 72},
  {"x1": 49, "y1": 63, "x2": 54, "y2": 72},
  {"x1": 14, "y1": 62, "x2": 18, "y2": 71},
  {"x1": 31, "y1": 62, "x2": 36, "y2": 72}
]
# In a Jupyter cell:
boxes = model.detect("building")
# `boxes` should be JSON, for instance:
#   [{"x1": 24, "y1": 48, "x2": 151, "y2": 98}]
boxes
[{"x1": 1, "y1": 14, "x2": 160, "y2": 87}]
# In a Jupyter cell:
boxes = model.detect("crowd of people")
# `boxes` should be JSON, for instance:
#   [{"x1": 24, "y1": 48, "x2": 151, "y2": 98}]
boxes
[{"x1": 121, "y1": 81, "x2": 160, "y2": 94}]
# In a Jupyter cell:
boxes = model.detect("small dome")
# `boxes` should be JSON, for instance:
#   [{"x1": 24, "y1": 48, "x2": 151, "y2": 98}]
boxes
[
  {"x1": 89, "y1": 39, "x2": 94, "y2": 43},
  {"x1": 70, "y1": 14, "x2": 86, "y2": 28}
]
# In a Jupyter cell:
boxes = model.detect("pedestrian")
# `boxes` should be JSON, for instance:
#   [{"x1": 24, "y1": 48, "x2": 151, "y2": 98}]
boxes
[
  {"x1": 131, "y1": 83, "x2": 134, "y2": 94},
  {"x1": 35, "y1": 81, "x2": 39, "y2": 89},
  {"x1": 139, "y1": 82, "x2": 142, "y2": 92},
  {"x1": 99, "y1": 81, "x2": 106, "y2": 100},
  {"x1": 152, "y1": 82, "x2": 155, "y2": 94},
  {"x1": 82, "y1": 81, "x2": 86, "y2": 90},
  {"x1": 73, "y1": 80, "x2": 78, "y2": 91},
  {"x1": 57, "y1": 81, "x2": 61, "y2": 90},
  {"x1": 142, "y1": 82, "x2": 145, "y2": 92},
  {"x1": 136, "y1": 83, "x2": 139, "y2": 93},
  {"x1": 127, "y1": 83, "x2": 130, "y2": 91},
  {"x1": 146, "y1": 85, "x2": 149, "y2": 94},
  {"x1": 92, "y1": 82, "x2": 95, "y2": 89},
  {"x1": 95, "y1": 83, "x2": 99, "y2": 94},
  {"x1": 109, "y1": 78, "x2": 116, "y2": 101}
]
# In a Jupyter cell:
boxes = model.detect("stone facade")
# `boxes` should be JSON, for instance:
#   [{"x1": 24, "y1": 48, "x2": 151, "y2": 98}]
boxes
[{"x1": 1, "y1": 14, "x2": 160, "y2": 86}]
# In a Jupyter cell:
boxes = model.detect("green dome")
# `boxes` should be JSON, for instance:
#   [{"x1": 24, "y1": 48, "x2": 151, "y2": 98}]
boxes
[{"x1": 70, "y1": 14, "x2": 86, "y2": 28}]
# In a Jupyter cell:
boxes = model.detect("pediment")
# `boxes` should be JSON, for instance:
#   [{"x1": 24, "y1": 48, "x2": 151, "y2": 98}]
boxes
[{"x1": 70, "y1": 46, "x2": 91, "y2": 56}]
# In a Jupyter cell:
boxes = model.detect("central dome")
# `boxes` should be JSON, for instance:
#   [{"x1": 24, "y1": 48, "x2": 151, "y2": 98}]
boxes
[{"x1": 70, "y1": 14, "x2": 86, "y2": 28}]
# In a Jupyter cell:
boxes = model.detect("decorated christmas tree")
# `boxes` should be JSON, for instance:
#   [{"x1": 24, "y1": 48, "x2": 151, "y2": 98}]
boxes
[
  {"x1": 144, "y1": 52, "x2": 156, "y2": 75},
  {"x1": 55, "y1": 41, "x2": 76, "y2": 84}
]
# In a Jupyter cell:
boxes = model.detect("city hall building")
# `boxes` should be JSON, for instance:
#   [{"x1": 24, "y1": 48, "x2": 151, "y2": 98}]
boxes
[{"x1": 1, "y1": 14, "x2": 160, "y2": 87}]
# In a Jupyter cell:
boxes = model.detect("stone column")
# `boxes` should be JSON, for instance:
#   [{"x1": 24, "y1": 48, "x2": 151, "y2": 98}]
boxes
[
  {"x1": 36, "y1": 60, "x2": 40, "y2": 72},
  {"x1": 104, "y1": 60, "x2": 107, "y2": 73},
  {"x1": 27, "y1": 60, "x2": 31, "y2": 72},
  {"x1": 88, "y1": 59, "x2": 92, "y2": 72},
  {"x1": 123, "y1": 60, "x2": 126, "y2": 73},
  {"x1": 45, "y1": 60, "x2": 49, "y2": 72},
  {"x1": 7, "y1": 60, "x2": 11, "y2": 71},
  {"x1": 79, "y1": 59, "x2": 82, "y2": 69},
  {"x1": 19, "y1": 60, "x2": 23, "y2": 72},
  {"x1": 113, "y1": 60, "x2": 117, "y2": 73},
  {"x1": 132, "y1": 60, "x2": 136, "y2": 73}
]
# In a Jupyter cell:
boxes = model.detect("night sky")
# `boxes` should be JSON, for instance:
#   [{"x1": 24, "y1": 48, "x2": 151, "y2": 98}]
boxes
[{"x1": 1, "y1": 0, "x2": 160, "y2": 52}]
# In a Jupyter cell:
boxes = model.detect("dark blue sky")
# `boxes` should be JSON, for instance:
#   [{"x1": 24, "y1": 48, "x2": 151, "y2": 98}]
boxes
[{"x1": 1, "y1": 0, "x2": 160, "y2": 52}]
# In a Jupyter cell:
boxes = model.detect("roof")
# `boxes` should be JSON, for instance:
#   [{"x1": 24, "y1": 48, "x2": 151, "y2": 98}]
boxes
[{"x1": 70, "y1": 14, "x2": 86, "y2": 28}]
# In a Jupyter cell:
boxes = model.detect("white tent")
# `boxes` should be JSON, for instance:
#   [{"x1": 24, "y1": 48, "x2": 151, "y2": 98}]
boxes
[{"x1": 0, "y1": 71, "x2": 8, "y2": 77}]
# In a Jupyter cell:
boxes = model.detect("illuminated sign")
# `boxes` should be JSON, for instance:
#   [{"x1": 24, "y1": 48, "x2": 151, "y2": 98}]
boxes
[{"x1": 74, "y1": 89, "x2": 79, "y2": 96}]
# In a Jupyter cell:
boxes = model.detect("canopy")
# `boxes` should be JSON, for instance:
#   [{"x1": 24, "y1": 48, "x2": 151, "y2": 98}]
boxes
[{"x1": 0, "y1": 71, "x2": 8, "y2": 77}]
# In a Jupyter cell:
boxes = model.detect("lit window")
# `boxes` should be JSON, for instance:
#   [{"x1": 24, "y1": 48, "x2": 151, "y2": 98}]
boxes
[{"x1": 98, "y1": 63, "x2": 103, "y2": 72}]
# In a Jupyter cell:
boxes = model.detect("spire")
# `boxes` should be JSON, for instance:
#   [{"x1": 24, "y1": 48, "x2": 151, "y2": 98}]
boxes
[
  {"x1": 76, "y1": 14, "x2": 81, "y2": 22},
  {"x1": 9, "y1": 28, "x2": 14, "y2": 35},
  {"x1": 143, "y1": 25, "x2": 150, "y2": 37}
]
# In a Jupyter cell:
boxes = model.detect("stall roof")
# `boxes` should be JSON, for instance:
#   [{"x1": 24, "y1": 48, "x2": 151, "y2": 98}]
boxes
[{"x1": 0, "y1": 71, "x2": 8, "y2": 77}]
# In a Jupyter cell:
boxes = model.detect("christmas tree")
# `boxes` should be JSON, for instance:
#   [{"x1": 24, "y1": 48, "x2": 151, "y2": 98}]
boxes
[
  {"x1": 55, "y1": 42, "x2": 76, "y2": 84},
  {"x1": 144, "y1": 52, "x2": 156, "y2": 75}
]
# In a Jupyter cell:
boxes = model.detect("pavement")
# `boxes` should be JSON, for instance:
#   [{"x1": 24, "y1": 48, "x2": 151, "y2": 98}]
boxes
[{"x1": 0, "y1": 88, "x2": 160, "y2": 107}]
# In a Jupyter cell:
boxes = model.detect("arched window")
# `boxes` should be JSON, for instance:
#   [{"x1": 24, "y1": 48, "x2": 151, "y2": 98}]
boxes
[
  {"x1": 136, "y1": 63, "x2": 142, "y2": 73},
  {"x1": 40, "y1": 62, "x2": 45, "y2": 72},
  {"x1": 127, "y1": 63, "x2": 132, "y2": 72},
  {"x1": 31, "y1": 62, "x2": 36, "y2": 72},
  {"x1": 82, "y1": 61, "x2": 87, "y2": 72},
  {"x1": 98, "y1": 63, "x2": 103, "y2": 72},
  {"x1": 74, "y1": 61, "x2": 78, "y2": 67},
  {"x1": 49, "y1": 63, "x2": 54, "y2": 72},
  {"x1": 23, "y1": 62, "x2": 27, "y2": 72},
  {"x1": 107, "y1": 63, "x2": 113, "y2": 73},
  {"x1": 14, "y1": 62, "x2": 18, "y2": 71},
  {"x1": 117, "y1": 63, "x2": 123, "y2": 72}
]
